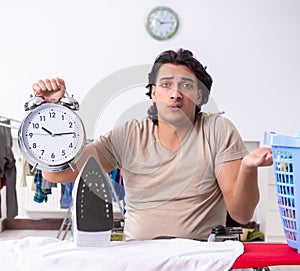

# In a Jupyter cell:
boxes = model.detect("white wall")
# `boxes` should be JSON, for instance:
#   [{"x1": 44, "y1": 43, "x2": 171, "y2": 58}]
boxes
[
  {"x1": 1, "y1": 0, "x2": 300, "y2": 140},
  {"x1": 1, "y1": 1, "x2": 300, "y2": 230}
]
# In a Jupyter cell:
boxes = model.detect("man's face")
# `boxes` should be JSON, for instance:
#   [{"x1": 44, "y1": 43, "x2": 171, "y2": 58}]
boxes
[{"x1": 151, "y1": 63, "x2": 202, "y2": 125}]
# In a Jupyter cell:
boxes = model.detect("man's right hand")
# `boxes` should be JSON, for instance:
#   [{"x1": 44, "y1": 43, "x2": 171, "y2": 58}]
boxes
[{"x1": 32, "y1": 77, "x2": 66, "y2": 103}]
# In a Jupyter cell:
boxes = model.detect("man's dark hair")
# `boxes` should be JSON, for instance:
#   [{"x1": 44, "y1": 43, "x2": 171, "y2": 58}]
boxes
[{"x1": 145, "y1": 49, "x2": 213, "y2": 124}]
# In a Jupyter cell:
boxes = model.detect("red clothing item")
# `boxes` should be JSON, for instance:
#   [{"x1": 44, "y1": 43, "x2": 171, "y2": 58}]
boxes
[
  {"x1": 0, "y1": 174, "x2": 6, "y2": 189},
  {"x1": 232, "y1": 243, "x2": 300, "y2": 269}
]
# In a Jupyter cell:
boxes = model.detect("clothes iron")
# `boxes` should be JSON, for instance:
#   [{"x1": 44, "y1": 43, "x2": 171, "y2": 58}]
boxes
[{"x1": 73, "y1": 156, "x2": 114, "y2": 247}]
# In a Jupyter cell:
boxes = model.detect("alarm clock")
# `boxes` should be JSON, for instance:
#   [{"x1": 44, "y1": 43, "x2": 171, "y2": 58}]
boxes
[{"x1": 18, "y1": 92, "x2": 86, "y2": 172}]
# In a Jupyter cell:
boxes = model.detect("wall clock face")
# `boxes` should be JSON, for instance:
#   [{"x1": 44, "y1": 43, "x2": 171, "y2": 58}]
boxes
[
  {"x1": 18, "y1": 103, "x2": 86, "y2": 172},
  {"x1": 146, "y1": 6, "x2": 179, "y2": 41}
]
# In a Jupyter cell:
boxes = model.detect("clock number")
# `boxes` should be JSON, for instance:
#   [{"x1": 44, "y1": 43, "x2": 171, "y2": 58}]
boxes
[
  {"x1": 61, "y1": 150, "x2": 66, "y2": 156},
  {"x1": 49, "y1": 112, "x2": 56, "y2": 118},
  {"x1": 32, "y1": 123, "x2": 39, "y2": 129},
  {"x1": 69, "y1": 122, "x2": 73, "y2": 128},
  {"x1": 51, "y1": 153, "x2": 55, "y2": 159},
  {"x1": 40, "y1": 115, "x2": 46, "y2": 121},
  {"x1": 40, "y1": 150, "x2": 45, "y2": 156},
  {"x1": 32, "y1": 143, "x2": 37, "y2": 149},
  {"x1": 29, "y1": 133, "x2": 33, "y2": 138},
  {"x1": 69, "y1": 142, "x2": 73, "y2": 148},
  {"x1": 61, "y1": 114, "x2": 65, "y2": 121}
]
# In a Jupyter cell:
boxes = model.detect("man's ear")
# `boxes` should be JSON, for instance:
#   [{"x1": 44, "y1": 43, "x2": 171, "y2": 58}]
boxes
[
  {"x1": 151, "y1": 85, "x2": 157, "y2": 101},
  {"x1": 196, "y1": 89, "x2": 202, "y2": 104}
]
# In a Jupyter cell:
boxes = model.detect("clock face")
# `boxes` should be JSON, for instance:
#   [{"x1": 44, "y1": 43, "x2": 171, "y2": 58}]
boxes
[
  {"x1": 18, "y1": 103, "x2": 86, "y2": 171},
  {"x1": 146, "y1": 6, "x2": 179, "y2": 40}
]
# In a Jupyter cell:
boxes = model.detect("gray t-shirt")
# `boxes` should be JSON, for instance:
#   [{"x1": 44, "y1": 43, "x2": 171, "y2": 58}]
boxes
[{"x1": 94, "y1": 114, "x2": 248, "y2": 241}]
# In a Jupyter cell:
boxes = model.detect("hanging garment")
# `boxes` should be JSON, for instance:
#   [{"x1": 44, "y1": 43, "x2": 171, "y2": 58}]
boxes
[
  {"x1": 41, "y1": 177, "x2": 56, "y2": 195},
  {"x1": 0, "y1": 174, "x2": 7, "y2": 218},
  {"x1": 33, "y1": 169, "x2": 51, "y2": 203},
  {"x1": 109, "y1": 168, "x2": 125, "y2": 201},
  {"x1": 0, "y1": 119, "x2": 18, "y2": 218},
  {"x1": 60, "y1": 182, "x2": 74, "y2": 209},
  {"x1": 0, "y1": 174, "x2": 6, "y2": 189},
  {"x1": 20, "y1": 158, "x2": 36, "y2": 187}
]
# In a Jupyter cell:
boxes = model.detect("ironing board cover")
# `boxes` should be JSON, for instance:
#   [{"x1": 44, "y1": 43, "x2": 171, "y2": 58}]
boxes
[
  {"x1": 0, "y1": 237, "x2": 243, "y2": 271},
  {"x1": 232, "y1": 243, "x2": 300, "y2": 269}
]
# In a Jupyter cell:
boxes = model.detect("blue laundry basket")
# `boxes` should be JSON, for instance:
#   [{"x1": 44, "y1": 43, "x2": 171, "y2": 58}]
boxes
[{"x1": 265, "y1": 131, "x2": 300, "y2": 253}]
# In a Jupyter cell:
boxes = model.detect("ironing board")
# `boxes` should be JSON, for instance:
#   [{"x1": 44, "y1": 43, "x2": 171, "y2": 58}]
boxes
[
  {"x1": 232, "y1": 243, "x2": 300, "y2": 269},
  {"x1": 2, "y1": 237, "x2": 300, "y2": 270}
]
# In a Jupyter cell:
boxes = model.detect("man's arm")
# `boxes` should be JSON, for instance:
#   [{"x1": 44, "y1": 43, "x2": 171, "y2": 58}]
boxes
[
  {"x1": 215, "y1": 147, "x2": 273, "y2": 225},
  {"x1": 42, "y1": 142, "x2": 116, "y2": 183}
]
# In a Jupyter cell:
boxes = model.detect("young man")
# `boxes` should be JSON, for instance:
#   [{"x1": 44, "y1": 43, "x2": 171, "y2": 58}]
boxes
[{"x1": 32, "y1": 49, "x2": 272, "y2": 241}]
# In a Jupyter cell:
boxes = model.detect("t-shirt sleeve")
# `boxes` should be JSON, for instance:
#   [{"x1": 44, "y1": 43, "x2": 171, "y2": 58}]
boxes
[
  {"x1": 93, "y1": 133, "x2": 120, "y2": 169},
  {"x1": 93, "y1": 120, "x2": 136, "y2": 169},
  {"x1": 212, "y1": 116, "x2": 249, "y2": 165}
]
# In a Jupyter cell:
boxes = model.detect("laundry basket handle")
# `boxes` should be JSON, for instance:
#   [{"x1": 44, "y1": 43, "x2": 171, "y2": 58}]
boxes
[{"x1": 264, "y1": 131, "x2": 276, "y2": 146}]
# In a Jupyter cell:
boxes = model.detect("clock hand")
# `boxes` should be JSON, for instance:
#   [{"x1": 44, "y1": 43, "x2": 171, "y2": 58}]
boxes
[
  {"x1": 27, "y1": 132, "x2": 51, "y2": 136},
  {"x1": 42, "y1": 127, "x2": 54, "y2": 136},
  {"x1": 155, "y1": 19, "x2": 172, "y2": 25},
  {"x1": 156, "y1": 19, "x2": 163, "y2": 24},
  {"x1": 53, "y1": 132, "x2": 76, "y2": 136}
]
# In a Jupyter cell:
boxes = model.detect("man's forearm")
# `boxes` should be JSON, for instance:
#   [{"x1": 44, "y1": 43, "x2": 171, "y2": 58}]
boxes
[{"x1": 229, "y1": 162, "x2": 259, "y2": 225}]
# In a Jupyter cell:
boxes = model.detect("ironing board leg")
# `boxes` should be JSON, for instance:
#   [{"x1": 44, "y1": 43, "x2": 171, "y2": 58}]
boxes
[{"x1": 57, "y1": 204, "x2": 72, "y2": 240}]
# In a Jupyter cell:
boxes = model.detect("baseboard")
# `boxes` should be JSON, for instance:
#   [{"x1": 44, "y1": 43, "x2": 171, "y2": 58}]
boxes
[{"x1": 1, "y1": 218, "x2": 63, "y2": 230}]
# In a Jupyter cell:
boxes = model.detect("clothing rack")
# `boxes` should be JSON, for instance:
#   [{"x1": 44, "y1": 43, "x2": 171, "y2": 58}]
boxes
[{"x1": 0, "y1": 115, "x2": 21, "y2": 130}]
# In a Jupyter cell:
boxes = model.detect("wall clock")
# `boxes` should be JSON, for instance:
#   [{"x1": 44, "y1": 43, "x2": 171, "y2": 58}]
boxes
[{"x1": 146, "y1": 6, "x2": 179, "y2": 41}]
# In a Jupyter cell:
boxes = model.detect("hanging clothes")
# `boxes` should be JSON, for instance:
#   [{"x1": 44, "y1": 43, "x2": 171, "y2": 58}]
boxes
[
  {"x1": 33, "y1": 169, "x2": 48, "y2": 203},
  {"x1": 33, "y1": 169, "x2": 56, "y2": 203},
  {"x1": 42, "y1": 176, "x2": 57, "y2": 194},
  {"x1": 20, "y1": 158, "x2": 36, "y2": 187},
  {"x1": 0, "y1": 174, "x2": 7, "y2": 189},
  {"x1": 109, "y1": 168, "x2": 125, "y2": 201},
  {"x1": 60, "y1": 182, "x2": 74, "y2": 209},
  {"x1": 0, "y1": 119, "x2": 18, "y2": 218}
]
